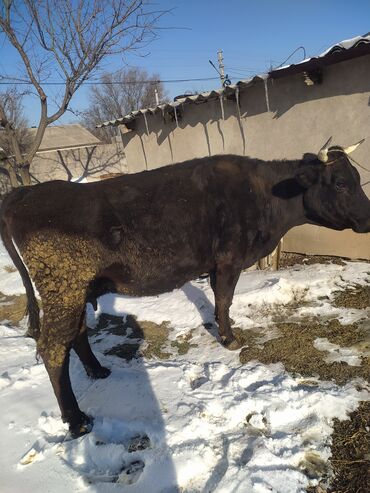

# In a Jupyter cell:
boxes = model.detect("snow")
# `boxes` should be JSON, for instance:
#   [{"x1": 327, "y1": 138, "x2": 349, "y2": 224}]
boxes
[
  {"x1": 313, "y1": 338, "x2": 362, "y2": 366},
  {"x1": 0, "y1": 246, "x2": 26, "y2": 296},
  {"x1": 319, "y1": 33, "x2": 370, "y2": 57},
  {"x1": 0, "y1": 241, "x2": 369, "y2": 493}
]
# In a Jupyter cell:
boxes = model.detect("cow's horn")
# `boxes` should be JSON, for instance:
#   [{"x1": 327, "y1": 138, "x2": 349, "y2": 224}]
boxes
[
  {"x1": 343, "y1": 138, "x2": 365, "y2": 155},
  {"x1": 317, "y1": 136, "x2": 333, "y2": 163}
]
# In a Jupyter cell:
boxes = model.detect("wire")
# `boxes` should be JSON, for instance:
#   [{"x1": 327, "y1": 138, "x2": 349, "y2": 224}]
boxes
[
  {"x1": 226, "y1": 66, "x2": 260, "y2": 73},
  {"x1": 0, "y1": 76, "x2": 220, "y2": 86},
  {"x1": 227, "y1": 70, "x2": 258, "y2": 78},
  {"x1": 274, "y1": 46, "x2": 307, "y2": 69}
]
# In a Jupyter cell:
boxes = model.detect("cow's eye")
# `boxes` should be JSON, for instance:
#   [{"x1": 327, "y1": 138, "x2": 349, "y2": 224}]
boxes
[{"x1": 335, "y1": 180, "x2": 347, "y2": 192}]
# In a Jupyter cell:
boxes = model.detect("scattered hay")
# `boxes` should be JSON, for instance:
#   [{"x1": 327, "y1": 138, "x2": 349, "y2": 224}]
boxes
[
  {"x1": 244, "y1": 288, "x2": 311, "y2": 325},
  {"x1": 232, "y1": 326, "x2": 262, "y2": 347},
  {"x1": 137, "y1": 320, "x2": 171, "y2": 360},
  {"x1": 239, "y1": 319, "x2": 370, "y2": 384},
  {"x1": 3, "y1": 265, "x2": 17, "y2": 273},
  {"x1": 0, "y1": 292, "x2": 27, "y2": 326},
  {"x1": 92, "y1": 314, "x2": 171, "y2": 361},
  {"x1": 280, "y1": 253, "x2": 347, "y2": 269},
  {"x1": 171, "y1": 330, "x2": 198, "y2": 355},
  {"x1": 328, "y1": 401, "x2": 370, "y2": 493},
  {"x1": 333, "y1": 284, "x2": 370, "y2": 310},
  {"x1": 299, "y1": 450, "x2": 329, "y2": 480}
]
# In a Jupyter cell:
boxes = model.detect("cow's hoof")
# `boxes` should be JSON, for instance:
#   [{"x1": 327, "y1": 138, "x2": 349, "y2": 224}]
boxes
[
  {"x1": 221, "y1": 337, "x2": 242, "y2": 351},
  {"x1": 87, "y1": 365, "x2": 111, "y2": 379},
  {"x1": 69, "y1": 413, "x2": 94, "y2": 439}
]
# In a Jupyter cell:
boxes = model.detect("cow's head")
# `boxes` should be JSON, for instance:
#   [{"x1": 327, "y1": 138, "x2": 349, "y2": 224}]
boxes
[{"x1": 295, "y1": 137, "x2": 370, "y2": 233}]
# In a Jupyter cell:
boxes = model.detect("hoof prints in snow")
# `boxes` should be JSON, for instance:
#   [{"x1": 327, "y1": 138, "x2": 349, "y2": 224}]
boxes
[
  {"x1": 84, "y1": 460, "x2": 145, "y2": 485},
  {"x1": 63, "y1": 419, "x2": 151, "y2": 485}
]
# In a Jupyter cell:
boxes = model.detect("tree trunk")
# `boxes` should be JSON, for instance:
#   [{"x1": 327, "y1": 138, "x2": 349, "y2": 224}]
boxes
[
  {"x1": 3, "y1": 161, "x2": 19, "y2": 188},
  {"x1": 18, "y1": 162, "x2": 32, "y2": 186}
]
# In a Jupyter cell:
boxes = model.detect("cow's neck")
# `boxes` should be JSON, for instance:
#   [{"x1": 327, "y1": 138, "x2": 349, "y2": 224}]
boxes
[{"x1": 255, "y1": 159, "x2": 308, "y2": 240}]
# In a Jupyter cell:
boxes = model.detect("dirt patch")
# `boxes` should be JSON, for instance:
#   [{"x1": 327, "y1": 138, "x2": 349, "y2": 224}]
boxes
[
  {"x1": 0, "y1": 292, "x2": 27, "y2": 326},
  {"x1": 3, "y1": 265, "x2": 17, "y2": 274},
  {"x1": 333, "y1": 284, "x2": 370, "y2": 310},
  {"x1": 327, "y1": 401, "x2": 370, "y2": 493},
  {"x1": 239, "y1": 319, "x2": 370, "y2": 384},
  {"x1": 92, "y1": 314, "x2": 171, "y2": 361},
  {"x1": 280, "y1": 253, "x2": 348, "y2": 269}
]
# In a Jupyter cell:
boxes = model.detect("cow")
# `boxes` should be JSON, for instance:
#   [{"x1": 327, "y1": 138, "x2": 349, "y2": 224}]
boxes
[{"x1": 1, "y1": 138, "x2": 370, "y2": 438}]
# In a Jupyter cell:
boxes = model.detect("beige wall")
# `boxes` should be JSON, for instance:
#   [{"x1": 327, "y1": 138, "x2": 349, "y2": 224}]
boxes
[
  {"x1": 31, "y1": 140, "x2": 127, "y2": 183},
  {"x1": 120, "y1": 55, "x2": 370, "y2": 260}
]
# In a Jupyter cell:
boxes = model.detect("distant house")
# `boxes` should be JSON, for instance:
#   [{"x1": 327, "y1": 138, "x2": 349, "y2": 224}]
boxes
[
  {"x1": 99, "y1": 34, "x2": 370, "y2": 260},
  {"x1": 0, "y1": 124, "x2": 127, "y2": 195},
  {"x1": 30, "y1": 124, "x2": 127, "y2": 183}
]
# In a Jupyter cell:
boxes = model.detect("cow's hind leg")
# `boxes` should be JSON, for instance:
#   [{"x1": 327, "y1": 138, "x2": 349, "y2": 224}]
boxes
[
  {"x1": 21, "y1": 231, "x2": 105, "y2": 437},
  {"x1": 73, "y1": 310, "x2": 111, "y2": 379},
  {"x1": 37, "y1": 305, "x2": 93, "y2": 438}
]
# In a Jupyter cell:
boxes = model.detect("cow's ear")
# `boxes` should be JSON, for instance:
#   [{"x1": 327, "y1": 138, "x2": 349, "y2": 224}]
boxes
[{"x1": 295, "y1": 165, "x2": 320, "y2": 189}]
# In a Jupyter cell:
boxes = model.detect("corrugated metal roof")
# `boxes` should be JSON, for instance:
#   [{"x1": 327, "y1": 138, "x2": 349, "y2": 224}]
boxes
[
  {"x1": 269, "y1": 32, "x2": 370, "y2": 79},
  {"x1": 320, "y1": 32, "x2": 370, "y2": 56},
  {"x1": 97, "y1": 76, "x2": 265, "y2": 128},
  {"x1": 98, "y1": 33, "x2": 370, "y2": 128}
]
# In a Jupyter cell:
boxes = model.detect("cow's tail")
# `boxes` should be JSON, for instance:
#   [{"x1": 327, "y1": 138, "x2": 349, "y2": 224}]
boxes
[{"x1": 0, "y1": 191, "x2": 40, "y2": 340}]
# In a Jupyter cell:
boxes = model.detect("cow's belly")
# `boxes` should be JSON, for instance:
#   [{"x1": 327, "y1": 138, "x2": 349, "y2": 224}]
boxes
[
  {"x1": 98, "y1": 264, "x2": 206, "y2": 297},
  {"x1": 98, "y1": 242, "x2": 212, "y2": 297}
]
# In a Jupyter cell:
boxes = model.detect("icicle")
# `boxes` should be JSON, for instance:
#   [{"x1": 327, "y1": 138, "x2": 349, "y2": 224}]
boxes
[
  {"x1": 264, "y1": 78, "x2": 270, "y2": 112},
  {"x1": 235, "y1": 86, "x2": 242, "y2": 120},
  {"x1": 174, "y1": 105, "x2": 179, "y2": 128},
  {"x1": 235, "y1": 85, "x2": 246, "y2": 155},
  {"x1": 143, "y1": 112, "x2": 150, "y2": 135},
  {"x1": 219, "y1": 94, "x2": 225, "y2": 120}
]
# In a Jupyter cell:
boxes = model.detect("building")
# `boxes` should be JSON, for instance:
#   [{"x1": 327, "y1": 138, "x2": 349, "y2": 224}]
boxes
[
  {"x1": 99, "y1": 34, "x2": 370, "y2": 260},
  {"x1": 30, "y1": 124, "x2": 127, "y2": 183},
  {"x1": 0, "y1": 124, "x2": 127, "y2": 195}
]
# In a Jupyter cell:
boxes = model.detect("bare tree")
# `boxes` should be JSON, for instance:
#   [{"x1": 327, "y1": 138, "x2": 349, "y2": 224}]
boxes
[
  {"x1": 0, "y1": 0, "x2": 168, "y2": 186},
  {"x1": 0, "y1": 88, "x2": 32, "y2": 188},
  {"x1": 81, "y1": 67, "x2": 168, "y2": 141}
]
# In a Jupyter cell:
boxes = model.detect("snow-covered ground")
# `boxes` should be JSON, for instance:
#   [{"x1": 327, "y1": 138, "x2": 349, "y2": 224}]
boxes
[{"x1": 0, "y1": 242, "x2": 369, "y2": 493}]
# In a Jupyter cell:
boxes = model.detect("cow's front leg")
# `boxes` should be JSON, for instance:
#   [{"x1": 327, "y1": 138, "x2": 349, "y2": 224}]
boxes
[
  {"x1": 211, "y1": 263, "x2": 242, "y2": 350},
  {"x1": 73, "y1": 311, "x2": 111, "y2": 380}
]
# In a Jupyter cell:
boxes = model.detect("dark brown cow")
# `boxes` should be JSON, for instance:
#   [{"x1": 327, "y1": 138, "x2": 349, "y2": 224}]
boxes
[{"x1": 1, "y1": 138, "x2": 370, "y2": 437}]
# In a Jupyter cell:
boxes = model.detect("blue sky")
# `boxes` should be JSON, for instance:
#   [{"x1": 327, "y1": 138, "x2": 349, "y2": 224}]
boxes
[{"x1": 1, "y1": 0, "x2": 370, "y2": 126}]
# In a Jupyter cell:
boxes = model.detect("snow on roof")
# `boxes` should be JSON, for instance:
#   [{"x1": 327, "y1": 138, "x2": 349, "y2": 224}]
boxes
[
  {"x1": 98, "y1": 33, "x2": 370, "y2": 128},
  {"x1": 320, "y1": 32, "x2": 370, "y2": 56},
  {"x1": 270, "y1": 32, "x2": 370, "y2": 79}
]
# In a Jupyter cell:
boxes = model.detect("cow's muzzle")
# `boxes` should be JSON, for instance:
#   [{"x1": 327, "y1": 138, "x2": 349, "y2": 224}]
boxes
[{"x1": 352, "y1": 220, "x2": 370, "y2": 233}]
